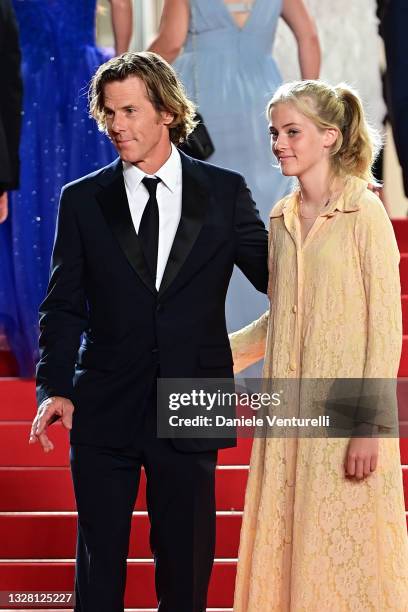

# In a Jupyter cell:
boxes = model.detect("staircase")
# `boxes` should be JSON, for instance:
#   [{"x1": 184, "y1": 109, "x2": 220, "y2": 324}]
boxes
[{"x1": 1, "y1": 218, "x2": 408, "y2": 611}]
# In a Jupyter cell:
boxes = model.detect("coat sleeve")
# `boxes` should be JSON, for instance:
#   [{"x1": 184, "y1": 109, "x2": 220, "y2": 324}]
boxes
[
  {"x1": 233, "y1": 175, "x2": 269, "y2": 294},
  {"x1": 36, "y1": 187, "x2": 88, "y2": 406},
  {"x1": 354, "y1": 194, "x2": 402, "y2": 431}
]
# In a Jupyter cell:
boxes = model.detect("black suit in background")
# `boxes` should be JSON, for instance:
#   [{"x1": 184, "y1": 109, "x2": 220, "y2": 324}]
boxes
[
  {"x1": 36, "y1": 151, "x2": 268, "y2": 611},
  {"x1": 378, "y1": 0, "x2": 408, "y2": 197},
  {"x1": 0, "y1": 0, "x2": 22, "y2": 194}
]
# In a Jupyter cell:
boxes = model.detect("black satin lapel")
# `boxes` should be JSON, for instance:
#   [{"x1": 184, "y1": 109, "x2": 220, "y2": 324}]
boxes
[
  {"x1": 97, "y1": 169, "x2": 156, "y2": 295},
  {"x1": 159, "y1": 156, "x2": 209, "y2": 298}
]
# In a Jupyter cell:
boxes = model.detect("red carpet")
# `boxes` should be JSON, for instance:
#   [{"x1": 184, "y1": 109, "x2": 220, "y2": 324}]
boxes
[{"x1": 0, "y1": 217, "x2": 408, "y2": 610}]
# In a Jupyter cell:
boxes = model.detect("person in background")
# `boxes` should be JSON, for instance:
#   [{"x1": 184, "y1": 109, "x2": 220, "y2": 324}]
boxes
[
  {"x1": 378, "y1": 0, "x2": 408, "y2": 201},
  {"x1": 0, "y1": 0, "x2": 22, "y2": 223},
  {"x1": 0, "y1": 0, "x2": 132, "y2": 377},
  {"x1": 274, "y1": 0, "x2": 389, "y2": 209},
  {"x1": 231, "y1": 80, "x2": 408, "y2": 610},
  {"x1": 148, "y1": 0, "x2": 320, "y2": 349},
  {"x1": 0, "y1": 0, "x2": 22, "y2": 358}
]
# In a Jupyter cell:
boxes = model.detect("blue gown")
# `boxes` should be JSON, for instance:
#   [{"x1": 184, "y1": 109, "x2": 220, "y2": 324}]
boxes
[
  {"x1": 174, "y1": 0, "x2": 291, "y2": 336},
  {"x1": 0, "y1": 0, "x2": 116, "y2": 376}
]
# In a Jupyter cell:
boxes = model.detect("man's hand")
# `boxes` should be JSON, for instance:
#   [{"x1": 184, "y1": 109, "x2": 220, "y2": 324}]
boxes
[
  {"x1": 0, "y1": 192, "x2": 8, "y2": 223},
  {"x1": 29, "y1": 396, "x2": 74, "y2": 452},
  {"x1": 344, "y1": 437, "x2": 379, "y2": 480}
]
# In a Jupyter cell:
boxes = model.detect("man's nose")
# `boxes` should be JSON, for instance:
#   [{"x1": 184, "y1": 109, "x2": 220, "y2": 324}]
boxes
[{"x1": 111, "y1": 114, "x2": 125, "y2": 133}]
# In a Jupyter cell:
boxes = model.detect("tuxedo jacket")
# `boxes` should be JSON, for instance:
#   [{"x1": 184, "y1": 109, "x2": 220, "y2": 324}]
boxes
[
  {"x1": 0, "y1": 0, "x2": 22, "y2": 192},
  {"x1": 36, "y1": 151, "x2": 268, "y2": 451}
]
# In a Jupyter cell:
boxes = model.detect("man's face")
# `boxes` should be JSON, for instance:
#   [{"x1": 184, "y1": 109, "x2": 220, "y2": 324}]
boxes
[{"x1": 103, "y1": 76, "x2": 174, "y2": 165}]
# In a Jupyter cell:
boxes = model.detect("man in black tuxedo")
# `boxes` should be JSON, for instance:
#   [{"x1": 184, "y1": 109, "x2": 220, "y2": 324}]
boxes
[
  {"x1": 0, "y1": 0, "x2": 22, "y2": 222},
  {"x1": 29, "y1": 52, "x2": 268, "y2": 612}
]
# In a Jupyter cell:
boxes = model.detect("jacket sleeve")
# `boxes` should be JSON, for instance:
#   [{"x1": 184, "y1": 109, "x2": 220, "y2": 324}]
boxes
[
  {"x1": 233, "y1": 175, "x2": 269, "y2": 294},
  {"x1": 36, "y1": 187, "x2": 88, "y2": 406},
  {"x1": 0, "y1": 0, "x2": 23, "y2": 192}
]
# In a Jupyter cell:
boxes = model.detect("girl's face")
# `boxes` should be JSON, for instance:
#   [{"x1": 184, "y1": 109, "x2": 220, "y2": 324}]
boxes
[{"x1": 269, "y1": 102, "x2": 338, "y2": 180}]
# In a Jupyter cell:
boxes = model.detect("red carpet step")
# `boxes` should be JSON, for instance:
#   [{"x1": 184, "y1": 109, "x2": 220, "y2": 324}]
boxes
[
  {"x1": 0, "y1": 467, "x2": 248, "y2": 512},
  {"x1": 0, "y1": 513, "x2": 242, "y2": 560},
  {"x1": 392, "y1": 218, "x2": 408, "y2": 252}
]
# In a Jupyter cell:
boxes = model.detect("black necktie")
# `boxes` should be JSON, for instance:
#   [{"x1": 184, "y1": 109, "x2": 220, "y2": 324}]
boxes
[{"x1": 139, "y1": 177, "x2": 161, "y2": 282}]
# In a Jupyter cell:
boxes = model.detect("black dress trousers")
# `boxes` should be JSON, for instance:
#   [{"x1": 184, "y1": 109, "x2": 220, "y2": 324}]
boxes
[{"x1": 70, "y1": 372, "x2": 218, "y2": 612}]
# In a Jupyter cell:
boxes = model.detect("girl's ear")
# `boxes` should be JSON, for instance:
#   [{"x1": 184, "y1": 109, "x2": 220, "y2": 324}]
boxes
[{"x1": 324, "y1": 127, "x2": 339, "y2": 149}]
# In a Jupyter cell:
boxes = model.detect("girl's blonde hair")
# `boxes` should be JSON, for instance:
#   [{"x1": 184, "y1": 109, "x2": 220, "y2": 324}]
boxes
[{"x1": 267, "y1": 80, "x2": 381, "y2": 182}]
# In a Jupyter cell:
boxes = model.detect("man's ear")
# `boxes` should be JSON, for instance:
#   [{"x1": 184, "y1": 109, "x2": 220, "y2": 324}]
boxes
[{"x1": 161, "y1": 110, "x2": 175, "y2": 127}]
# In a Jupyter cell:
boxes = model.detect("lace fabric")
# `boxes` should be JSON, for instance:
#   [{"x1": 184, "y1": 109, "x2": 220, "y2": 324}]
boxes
[{"x1": 232, "y1": 177, "x2": 408, "y2": 610}]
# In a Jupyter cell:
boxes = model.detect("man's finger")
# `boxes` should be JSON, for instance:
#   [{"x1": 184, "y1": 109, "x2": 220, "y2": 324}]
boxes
[
  {"x1": 29, "y1": 417, "x2": 39, "y2": 439},
  {"x1": 28, "y1": 432, "x2": 37, "y2": 444},
  {"x1": 37, "y1": 431, "x2": 54, "y2": 453},
  {"x1": 61, "y1": 412, "x2": 73, "y2": 430},
  {"x1": 36, "y1": 410, "x2": 61, "y2": 435}
]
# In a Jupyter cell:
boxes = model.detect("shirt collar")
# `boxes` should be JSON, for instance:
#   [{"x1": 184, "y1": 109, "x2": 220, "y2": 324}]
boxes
[
  {"x1": 122, "y1": 144, "x2": 181, "y2": 195},
  {"x1": 269, "y1": 175, "x2": 367, "y2": 219}
]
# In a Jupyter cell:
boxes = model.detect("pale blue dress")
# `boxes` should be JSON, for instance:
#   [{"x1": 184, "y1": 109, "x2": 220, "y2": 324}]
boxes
[{"x1": 174, "y1": 0, "x2": 291, "y2": 337}]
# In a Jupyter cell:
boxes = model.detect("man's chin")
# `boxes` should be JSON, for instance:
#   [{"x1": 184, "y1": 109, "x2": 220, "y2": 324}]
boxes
[{"x1": 117, "y1": 150, "x2": 141, "y2": 164}]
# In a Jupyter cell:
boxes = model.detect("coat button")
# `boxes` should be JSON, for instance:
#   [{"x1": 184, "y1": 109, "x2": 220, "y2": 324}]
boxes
[
  {"x1": 289, "y1": 363, "x2": 296, "y2": 371},
  {"x1": 156, "y1": 303, "x2": 162, "y2": 312},
  {"x1": 292, "y1": 305, "x2": 297, "y2": 313}
]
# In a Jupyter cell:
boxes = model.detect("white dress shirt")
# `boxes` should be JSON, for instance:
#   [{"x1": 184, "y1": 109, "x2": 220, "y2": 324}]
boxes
[{"x1": 122, "y1": 144, "x2": 182, "y2": 290}]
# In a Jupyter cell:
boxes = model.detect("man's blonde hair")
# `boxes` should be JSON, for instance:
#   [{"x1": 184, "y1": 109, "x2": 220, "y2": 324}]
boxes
[{"x1": 89, "y1": 51, "x2": 197, "y2": 145}]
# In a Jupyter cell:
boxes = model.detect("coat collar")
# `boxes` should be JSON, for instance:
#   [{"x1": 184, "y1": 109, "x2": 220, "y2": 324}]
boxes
[{"x1": 96, "y1": 151, "x2": 209, "y2": 298}]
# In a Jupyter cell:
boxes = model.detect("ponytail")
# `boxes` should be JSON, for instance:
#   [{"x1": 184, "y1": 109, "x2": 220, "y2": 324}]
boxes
[{"x1": 333, "y1": 85, "x2": 381, "y2": 181}]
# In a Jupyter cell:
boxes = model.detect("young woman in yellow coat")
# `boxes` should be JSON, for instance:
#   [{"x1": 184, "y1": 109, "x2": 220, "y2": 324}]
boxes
[{"x1": 231, "y1": 80, "x2": 408, "y2": 611}]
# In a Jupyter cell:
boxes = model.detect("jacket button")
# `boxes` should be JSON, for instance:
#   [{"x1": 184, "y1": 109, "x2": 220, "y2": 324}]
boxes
[
  {"x1": 156, "y1": 303, "x2": 162, "y2": 312},
  {"x1": 292, "y1": 305, "x2": 297, "y2": 313},
  {"x1": 289, "y1": 363, "x2": 296, "y2": 372},
  {"x1": 152, "y1": 348, "x2": 159, "y2": 354}
]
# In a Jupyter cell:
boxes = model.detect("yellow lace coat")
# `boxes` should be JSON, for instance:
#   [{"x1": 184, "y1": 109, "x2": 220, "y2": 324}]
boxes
[{"x1": 232, "y1": 177, "x2": 408, "y2": 611}]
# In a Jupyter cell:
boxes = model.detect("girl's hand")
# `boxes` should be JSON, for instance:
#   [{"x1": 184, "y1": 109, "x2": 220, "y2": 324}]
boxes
[{"x1": 344, "y1": 437, "x2": 379, "y2": 480}]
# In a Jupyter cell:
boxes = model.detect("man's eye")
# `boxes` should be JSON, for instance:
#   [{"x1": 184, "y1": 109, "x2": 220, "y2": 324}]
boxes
[
  {"x1": 105, "y1": 110, "x2": 114, "y2": 118},
  {"x1": 126, "y1": 108, "x2": 135, "y2": 114}
]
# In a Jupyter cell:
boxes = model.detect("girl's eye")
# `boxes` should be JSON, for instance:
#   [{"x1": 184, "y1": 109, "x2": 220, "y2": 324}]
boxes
[{"x1": 288, "y1": 129, "x2": 299, "y2": 136}]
